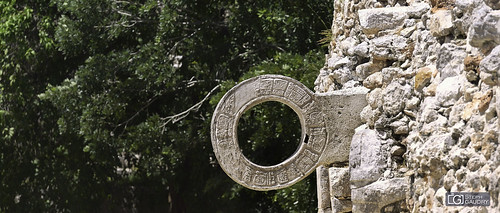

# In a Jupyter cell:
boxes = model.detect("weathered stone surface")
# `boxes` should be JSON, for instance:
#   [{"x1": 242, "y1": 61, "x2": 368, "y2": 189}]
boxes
[
  {"x1": 317, "y1": 166, "x2": 331, "y2": 210},
  {"x1": 467, "y1": 155, "x2": 486, "y2": 172},
  {"x1": 363, "y1": 72, "x2": 383, "y2": 89},
  {"x1": 329, "y1": 168, "x2": 350, "y2": 198},
  {"x1": 349, "y1": 129, "x2": 385, "y2": 188},
  {"x1": 358, "y1": 7, "x2": 408, "y2": 35},
  {"x1": 462, "y1": 90, "x2": 494, "y2": 120},
  {"x1": 360, "y1": 106, "x2": 376, "y2": 127},
  {"x1": 352, "y1": 42, "x2": 370, "y2": 58},
  {"x1": 479, "y1": 45, "x2": 500, "y2": 86},
  {"x1": 382, "y1": 81, "x2": 412, "y2": 116},
  {"x1": 332, "y1": 67, "x2": 355, "y2": 85},
  {"x1": 339, "y1": 37, "x2": 359, "y2": 56},
  {"x1": 436, "y1": 44, "x2": 467, "y2": 80},
  {"x1": 469, "y1": 10, "x2": 500, "y2": 49},
  {"x1": 485, "y1": 0, "x2": 500, "y2": 9},
  {"x1": 405, "y1": 97, "x2": 420, "y2": 110},
  {"x1": 430, "y1": 9, "x2": 454, "y2": 37},
  {"x1": 408, "y1": 3, "x2": 430, "y2": 18},
  {"x1": 351, "y1": 178, "x2": 408, "y2": 212},
  {"x1": 414, "y1": 66, "x2": 436, "y2": 90},
  {"x1": 314, "y1": 0, "x2": 500, "y2": 212},
  {"x1": 212, "y1": 75, "x2": 367, "y2": 191},
  {"x1": 318, "y1": 208, "x2": 332, "y2": 213},
  {"x1": 331, "y1": 198, "x2": 352, "y2": 213},
  {"x1": 390, "y1": 117, "x2": 410, "y2": 135},
  {"x1": 436, "y1": 76, "x2": 462, "y2": 107},
  {"x1": 367, "y1": 88, "x2": 383, "y2": 109},
  {"x1": 371, "y1": 35, "x2": 408, "y2": 61},
  {"x1": 355, "y1": 60, "x2": 385, "y2": 79},
  {"x1": 315, "y1": 68, "x2": 335, "y2": 93},
  {"x1": 327, "y1": 55, "x2": 351, "y2": 70},
  {"x1": 316, "y1": 87, "x2": 369, "y2": 164},
  {"x1": 390, "y1": 145, "x2": 406, "y2": 157},
  {"x1": 381, "y1": 67, "x2": 404, "y2": 85}
]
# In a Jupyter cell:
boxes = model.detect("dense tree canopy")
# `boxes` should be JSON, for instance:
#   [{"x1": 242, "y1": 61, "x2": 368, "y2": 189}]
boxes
[{"x1": 0, "y1": 0, "x2": 332, "y2": 212}]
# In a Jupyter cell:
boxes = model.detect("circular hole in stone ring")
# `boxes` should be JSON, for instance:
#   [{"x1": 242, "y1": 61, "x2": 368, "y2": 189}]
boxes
[
  {"x1": 237, "y1": 100, "x2": 303, "y2": 166},
  {"x1": 211, "y1": 75, "x2": 325, "y2": 190}
]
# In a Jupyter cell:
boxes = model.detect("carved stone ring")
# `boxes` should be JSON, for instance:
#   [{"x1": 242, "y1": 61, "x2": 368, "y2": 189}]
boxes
[{"x1": 211, "y1": 75, "x2": 367, "y2": 191}]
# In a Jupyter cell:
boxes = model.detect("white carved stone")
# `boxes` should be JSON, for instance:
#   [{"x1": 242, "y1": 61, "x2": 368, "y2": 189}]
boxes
[
  {"x1": 351, "y1": 178, "x2": 408, "y2": 212},
  {"x1": 317, "y1": 166, "x2": 332, "y2": 210},
  {"x1": 211, "y1": 75, "x2": 368, "y2": 191},
  {"x1": 329, "y1": 168, "x2": 351, "y2": 198}
]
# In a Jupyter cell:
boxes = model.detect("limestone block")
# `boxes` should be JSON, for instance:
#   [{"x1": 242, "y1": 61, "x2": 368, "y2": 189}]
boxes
[
  {"x1": 318, "y1": 208, "x2": 332, "y2": 213},
  {"x1": 331, "y1": 197, "x2": 352, "y2": 213},
  {"x1": 317, "y1": 166, "x2": 331, "y2": 210},
  {"x1": 349, "y1": 129, "x2": 385, "y2": 188},
  {"x1": 332, "y1": 67, "x2": 354, "y2": 85},
  {"x1": 469, "y1": 10, "x2": 500, "y2": 49},
  {"x1": 435, "y1": 76, "x2": 462, "y2": 107},
  {"x1": 360, "y1": 105, "x2": 375, "y2": 127},
  {"x1": 436, "y1": 43, "x2": 467, "y2": 80},
  {"x1": 339, "y1": 37, "x2": 359, "y2": 56},
  {"x1": 485, "y1": 0, "x2": 500, "y2": 9},
  {"x1": 352, "y1": 42, "x2": 369, "y2": 58},
  {"x1": 370, "y1": 35, "x2": 408, "y2": 61},
  {"x1": 327, "y1": 55, "x2": 351, "y2": 70},
  {"x1": 462, "y1": 90, "x2": 494, "y2": 120},
  {"x1": 390, "y1": 116, "x2": 410, "y2": 135},
  {"x1": 497, "y1": 87, "x2": 500, "y2": 133},
  {"x1": 363, "y1": 72, "x2": 383, "y2": 89},
  {"x1": 390, "y1": 145, "x2": 406, "y2": 157},
  {"x1": 355, "y1": 60, "x2": 385, "y2": 79},
  {"x1": 352, "y1": 203, "x2": 379, "y2": 213},
  {"x1": 467, "y1": 155, "x2": 486, "y2": 172},
  {"x1": 367, "y1": 88, "x2": 383, "y2": 109},
  {"x1": 479, "y1": 45, "x2": 500, "y2": 86},
  {"x1": 383, "y1": 81, "x2": 412, "y2": 116},
  {"x1": 408, "y1": 3, "x2": 430, "y2": 18},
  {"x1": 329, "y1": 167, "x2": 351, "y2": 198},
  {"x1": 401, "y1": 25, "x2": 417, "y2": 38},
  {"x1": 358, "y1": 7, "x2": 408, "y2": 35},
  {"x1": 429, "y1": 9, "x2": 454, "y2": 37},
  {"x1": 351, "y1": 178, "x2": 408, "y2": 212},
  {"x1": 414, "y1": 66, "x2": 436, "y2": 91},
  {"x1": 405, "y1": 97, "x2": 420, "y2": 111},
  {"x1": 381, "y1": 68, "x2": 403, "y2": 85},
  {"x1": 315, "y1": 68, "x2": 335, "y2": 93}
]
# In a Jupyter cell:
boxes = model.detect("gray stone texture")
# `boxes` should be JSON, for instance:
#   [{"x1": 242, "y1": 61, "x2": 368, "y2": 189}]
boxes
[
  {"x1": 479, "y1": 45, "x2": 500, "y2": 86},
  {"x1": 317, "y1": 166, "x2": 331, "y2": 210},
  {"x1": 349, "y1": 129, "x2": 385, "y2": 188},
  {"x1": 485, "y1": 0, "x2": 500, "y2": 9},
  {"x1": 469, "y1": 10, "x2": 500, "y2": 50},
  {"x1": 315, "y1": 0, "x2": 500, "y2": 212},
  {"x1": 328, "y1": 168, "x2": 351, "y2": 198},
  {"x1": 429, "y1": 9, "x2": 454, "y2": 37},
  {"x1": 212, "y1": 75, "x2": 367, "y2": 191},
  {"x1": 331, "y1": 198, "x2": 352, "y2": 213},
  {"x1": 358, "y1": 7, "x2": 408, "y2": 35},
  {"x1": 351, "y1": 178, "x2": 408, "y2": 212}
]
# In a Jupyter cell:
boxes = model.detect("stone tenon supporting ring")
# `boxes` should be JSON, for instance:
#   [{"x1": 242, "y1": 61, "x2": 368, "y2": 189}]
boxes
[{"x1": 211, "y1": 75, "x2": 368, "y2": 191}]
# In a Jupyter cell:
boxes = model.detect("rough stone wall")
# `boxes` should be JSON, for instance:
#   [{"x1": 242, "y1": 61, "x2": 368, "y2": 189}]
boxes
[{"x1": 315, "y1": 0, "x2": 499, "y2": 212}]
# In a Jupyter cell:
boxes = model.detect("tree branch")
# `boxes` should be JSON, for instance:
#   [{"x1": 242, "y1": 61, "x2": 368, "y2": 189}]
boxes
[{"x1": 160, "y1": 84, "x2": 221, "y2": 131}]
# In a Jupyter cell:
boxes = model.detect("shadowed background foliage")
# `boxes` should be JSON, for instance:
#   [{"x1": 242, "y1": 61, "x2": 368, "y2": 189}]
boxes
[{"x1": 0, "y1": 0, "x2": 332, "y2": 212}]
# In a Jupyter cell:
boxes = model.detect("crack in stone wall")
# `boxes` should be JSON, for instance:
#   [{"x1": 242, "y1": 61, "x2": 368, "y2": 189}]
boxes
[{"x1": 315, "y1": 0, "x2": 499, "y2": 212}]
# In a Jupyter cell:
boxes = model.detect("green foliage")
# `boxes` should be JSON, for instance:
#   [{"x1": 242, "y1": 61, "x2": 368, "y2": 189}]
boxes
[{"x1": 0, "y1": 0, "x2": 332, "y2": 212}]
